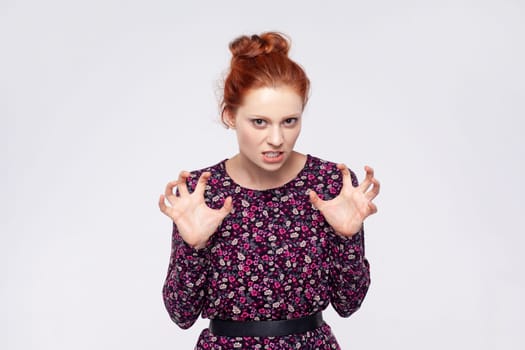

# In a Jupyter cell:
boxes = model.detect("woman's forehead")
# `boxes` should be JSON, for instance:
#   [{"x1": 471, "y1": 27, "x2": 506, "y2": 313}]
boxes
[{"x1": 238, "y1": 86, "x2": 303, "y2": 115}]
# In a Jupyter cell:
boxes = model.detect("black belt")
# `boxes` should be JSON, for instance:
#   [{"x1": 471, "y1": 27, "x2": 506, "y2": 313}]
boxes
[{"x1": 209, "y1": 312, "x2": 324, "y2": 337}]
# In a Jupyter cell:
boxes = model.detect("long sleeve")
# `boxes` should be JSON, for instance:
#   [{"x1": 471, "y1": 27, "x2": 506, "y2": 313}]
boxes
[
  {"x1": 328, "y1": 227, "x2": 371, "y2": 317},
  {"x1": 162, "y1": 223, "x2": 210, "y2": 329},
  {"x1": 159, "y1": 156, "x2": 373, "y2": 348},
  {"x1": 327, "y1": 166, "x2": 371, "y2": 317}
]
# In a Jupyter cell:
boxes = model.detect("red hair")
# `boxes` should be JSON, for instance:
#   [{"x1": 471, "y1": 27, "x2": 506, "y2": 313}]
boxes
[{"x1": 220, "y1": 32, "x2": 310, "y2": 126}]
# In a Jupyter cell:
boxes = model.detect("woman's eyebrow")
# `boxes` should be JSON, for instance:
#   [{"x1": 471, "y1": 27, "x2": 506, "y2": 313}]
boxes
[{"x1": 250, "y1": 113, "x2": 302, "y2": 119}]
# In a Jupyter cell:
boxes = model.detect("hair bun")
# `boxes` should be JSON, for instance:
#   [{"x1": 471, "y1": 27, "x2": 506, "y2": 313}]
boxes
[
  {"x1": 221, "y1": 31, "x2": 309, "y2": 123},
  {"x1": 229, "y1": 32, "x2": 290, "y2": 59}
]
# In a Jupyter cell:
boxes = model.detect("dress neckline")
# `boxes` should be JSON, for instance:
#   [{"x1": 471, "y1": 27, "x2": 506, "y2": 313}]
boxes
[{"x1": 218, "y1": 154, "x2": 312, "y2": 193}]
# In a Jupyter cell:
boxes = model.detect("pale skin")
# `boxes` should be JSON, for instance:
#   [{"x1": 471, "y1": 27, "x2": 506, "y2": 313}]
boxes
[
  {"x1": 159, "y1": 86, "x2": 380, "y2": 249},
  {"x1": 309, "y1": 164, "x2": 379, "y2": 236},
  {"x1": 159, "y1": 171, "x2": 233, "y2": 249}
]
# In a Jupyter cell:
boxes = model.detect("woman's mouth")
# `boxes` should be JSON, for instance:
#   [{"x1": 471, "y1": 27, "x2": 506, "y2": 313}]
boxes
[{"x1": 262, "y1": 151, "x2": 284, "y2": 163}]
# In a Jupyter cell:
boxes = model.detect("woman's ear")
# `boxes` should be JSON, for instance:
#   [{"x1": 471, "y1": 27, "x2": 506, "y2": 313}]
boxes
[{"x1": 222, "y1": 110, "x2": 236, "y2": 129}]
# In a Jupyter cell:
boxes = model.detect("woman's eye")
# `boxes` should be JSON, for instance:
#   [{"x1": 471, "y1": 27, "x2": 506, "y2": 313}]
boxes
[
  {"x1": 252, "y1": 119, "x2": 266, "y2": 126},
  {"x1": 284, "y1": 118, "x2": 298, "y2": 126}
]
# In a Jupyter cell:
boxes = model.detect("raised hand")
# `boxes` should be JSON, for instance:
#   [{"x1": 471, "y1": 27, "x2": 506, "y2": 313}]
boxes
[
  {"x1": 159, "y1": 171, "x2": 233, "y2": 249},
  {"x1": 309, "y1": 164, "x2": 380, "y2": 237}
]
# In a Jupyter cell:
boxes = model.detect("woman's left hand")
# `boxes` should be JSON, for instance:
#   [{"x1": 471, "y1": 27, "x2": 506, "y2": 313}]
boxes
[{"x1": 309, "y1": 164, "x2": 380, "y2": 237}]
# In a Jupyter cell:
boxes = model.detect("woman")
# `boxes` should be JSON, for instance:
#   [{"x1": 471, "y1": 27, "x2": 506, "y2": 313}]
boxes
[{"x1": 159, "y1": 32, "x2": 380, "y2": 349}]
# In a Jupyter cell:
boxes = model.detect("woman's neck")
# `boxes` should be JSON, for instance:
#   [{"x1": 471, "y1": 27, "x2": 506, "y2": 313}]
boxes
[{"x1": 225, "y1": 151, "x2": 306, "y2": 191}]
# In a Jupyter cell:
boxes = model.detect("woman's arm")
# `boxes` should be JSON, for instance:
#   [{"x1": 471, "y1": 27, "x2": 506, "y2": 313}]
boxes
[
  {"x1": 159, "y1": 170, "x2": 232, "y2": 328},
  {"x1": 309, "y1": 164, "x2": 377, "y2": 317},
  {"x1": 328, "y1": 228, "x2": 371, "y2": 317},
  {"x1": 162, "y1": 223, "x2": 210, "y2": 329}
]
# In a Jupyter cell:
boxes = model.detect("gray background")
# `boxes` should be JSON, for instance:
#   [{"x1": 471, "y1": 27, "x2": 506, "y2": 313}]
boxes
[{"x1": 3, "y1": 0, "x2": 524, "y2": 349}]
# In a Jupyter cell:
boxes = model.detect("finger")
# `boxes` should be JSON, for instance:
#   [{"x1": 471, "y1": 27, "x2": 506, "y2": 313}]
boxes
[
  {"x1": 364, "y1": 166, "x2": 375, "y2": 180},
  {"x1": 177, "y1": 171, "x2": 191, "y2": 195},
  {"x1": 164, "y1": 180, "x2": 179, "y2": 199},
  {"x1": 308, "y1": 190, "x2": 324, "y2": 210},
  {"x1": 368, "y1": 202, "x2": 378, "y2": 215},
  {"x1": 158, "y1": 194, "x2": 169, "y2": 214},
  {"x1": 359, "y1": 165, "x2": 375, "y2": 192},
  {"x1": 219, "y1": 196, "x2": 234, "y2": 217},
  {"x1": 365, "y1": 178, "x2": 381, "y2": 200},
  {"x1": 336, "y1": 163, "x2": 353, "y2": 189},
  {"x1": 194, "y1": 172, "x2": 211, "y2": 196}
]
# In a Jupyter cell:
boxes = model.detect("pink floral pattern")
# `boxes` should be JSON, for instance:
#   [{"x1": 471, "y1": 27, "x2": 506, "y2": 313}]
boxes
[{"x1": 163, "y1": 155, "x2": 370, "y2": 349}]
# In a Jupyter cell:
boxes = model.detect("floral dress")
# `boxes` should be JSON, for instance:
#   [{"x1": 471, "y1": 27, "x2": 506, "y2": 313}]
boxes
[{"x1": 162, "y1": 155, "x2": 370, "y2": 349}]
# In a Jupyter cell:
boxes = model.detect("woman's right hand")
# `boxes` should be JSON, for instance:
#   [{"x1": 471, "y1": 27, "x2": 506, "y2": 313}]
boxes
[{"x1": 159, "y1": 171, "x2": 233, "y2": 249}]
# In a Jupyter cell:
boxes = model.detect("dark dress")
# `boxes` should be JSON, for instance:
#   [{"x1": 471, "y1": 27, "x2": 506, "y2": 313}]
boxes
[{"x1": 163, "y1": 154, "x2": 370, "y2": 349}]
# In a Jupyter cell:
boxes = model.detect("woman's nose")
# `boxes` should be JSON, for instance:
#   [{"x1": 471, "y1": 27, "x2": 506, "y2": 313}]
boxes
[{"x1": 267, "y1": 126, "x2": 284, "y2": 147}]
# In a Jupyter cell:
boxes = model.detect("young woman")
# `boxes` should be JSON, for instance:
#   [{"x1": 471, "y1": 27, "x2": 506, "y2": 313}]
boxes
[{"x1": 159, "y1": 32, "x2": 380, "y2": 349}]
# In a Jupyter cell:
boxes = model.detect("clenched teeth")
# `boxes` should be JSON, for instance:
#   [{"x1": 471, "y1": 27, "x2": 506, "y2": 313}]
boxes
[{"x1": 264, "y1": 152, "x2": 281, "y2": 158}]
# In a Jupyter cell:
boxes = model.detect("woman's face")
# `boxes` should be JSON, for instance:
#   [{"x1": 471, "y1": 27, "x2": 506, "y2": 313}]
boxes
[{"x1": 228, "y1": 85, "x2": 303, "y2": 174}]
